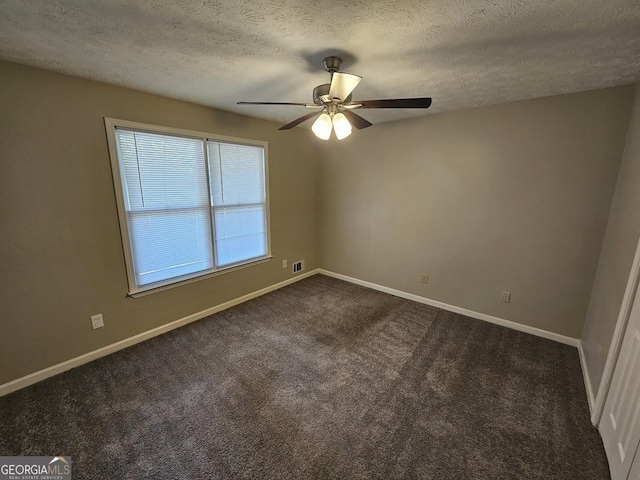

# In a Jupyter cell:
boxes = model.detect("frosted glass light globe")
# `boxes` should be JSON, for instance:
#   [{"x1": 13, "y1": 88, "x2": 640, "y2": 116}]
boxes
[
  {"x1": 312, "y1": 113, "x2": 332, "y2": 140},
  {"x1": 332, "y1": 113, "x2": 352, "y2": 140}
]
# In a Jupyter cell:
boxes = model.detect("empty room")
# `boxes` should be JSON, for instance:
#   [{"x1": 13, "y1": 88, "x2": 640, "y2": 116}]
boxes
[{"x1": 2, "y1": 1, "x2": 640, "y2": 479}]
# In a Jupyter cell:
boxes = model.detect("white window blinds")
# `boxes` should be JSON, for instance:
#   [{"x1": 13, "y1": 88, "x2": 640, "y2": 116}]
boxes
[
  {"x1": 108, "y1": 121, "x2": 269, "y2": 294},
  {"x1": 208, "y1": 142, "x2": 267, "y2": 267}
]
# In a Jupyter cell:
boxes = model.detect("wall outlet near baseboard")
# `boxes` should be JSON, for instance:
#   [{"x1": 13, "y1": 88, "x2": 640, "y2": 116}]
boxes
[
  {"x1": 91, "y1": 314, "x2": 104, "y2": 330},
  {"x1": 282, "y1": 259, "x2": 288, "y2": 269},
  {"x1": 421, "y1": 273, "x2": 429, "y2": 284},
  {"x1": 501, "y1": 291, "x2": 511, "y2": 303},
  {"x1": 292, "y1": 260, "x2": 305, "y2": 274}
]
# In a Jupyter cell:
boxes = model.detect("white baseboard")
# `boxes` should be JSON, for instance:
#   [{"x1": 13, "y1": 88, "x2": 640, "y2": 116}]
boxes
[
  {"x1": 2, "y1": 267, "x2": 583, "y2": 398},
  {"x1": 578, "y1": 341, "x2": 596, "y2": 419},
  {"x1": 0, "y1": 269, "x2": 319, "y2": 397},
  {"x1": 318, "y1": 269, "x2": 580, "y2": 347}
]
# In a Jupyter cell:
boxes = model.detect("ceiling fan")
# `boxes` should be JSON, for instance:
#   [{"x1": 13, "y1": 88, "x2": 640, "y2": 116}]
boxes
[{"x1": 237, "y1": 56, "x2": 432, "y2": 140}]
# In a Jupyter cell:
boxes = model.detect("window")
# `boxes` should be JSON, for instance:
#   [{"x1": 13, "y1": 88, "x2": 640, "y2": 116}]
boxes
[{"x1": 105, "y1": 118, "x2": 270, "y2": 295}]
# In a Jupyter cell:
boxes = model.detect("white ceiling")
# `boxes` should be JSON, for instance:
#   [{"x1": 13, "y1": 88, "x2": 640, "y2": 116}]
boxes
[{"x1": 1, "y1": 0, "x2": 639, "y2": 127}]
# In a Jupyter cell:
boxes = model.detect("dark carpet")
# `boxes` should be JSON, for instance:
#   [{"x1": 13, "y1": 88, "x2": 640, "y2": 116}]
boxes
[{"x1": 0, "y1": 275, "x2": 609, "y2": 479}]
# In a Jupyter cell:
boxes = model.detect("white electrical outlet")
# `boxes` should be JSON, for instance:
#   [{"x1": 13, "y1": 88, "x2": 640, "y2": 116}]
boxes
[
  {"x1": 501, "y1": 291, "x2": 511, "y2": 303},
  {"x1": 421, "y1": 273, "x2": 429, "y2": 284},
  {"x1": 91, "y1": 314, "x2": 104, "y2": 330},
  {"x1": 282, "y1": 259, "x2": 288, "y2": 269}
]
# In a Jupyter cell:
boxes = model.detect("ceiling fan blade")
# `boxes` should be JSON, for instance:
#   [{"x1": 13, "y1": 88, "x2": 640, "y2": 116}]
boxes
[
  {"x1": 238, "y1": 101, "x2": 315, "y2": 106},
  {"x1": 341, "y1": 109, "x2": 373, "y2": 130},
  {"x1": 356, "y1": 98, "x2": 432, "y2": 109},
  {"x1": 278, "y1": 111, "x2": 322, "y2": 130},
  {"x1": 329, "y1": 73, "x2": 362, "y2": 102}
]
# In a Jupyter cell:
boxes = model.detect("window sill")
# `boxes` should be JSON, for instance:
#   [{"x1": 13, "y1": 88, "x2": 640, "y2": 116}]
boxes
[{"x1": 127, "y1": 255, "x2": 273, "y2": 298}]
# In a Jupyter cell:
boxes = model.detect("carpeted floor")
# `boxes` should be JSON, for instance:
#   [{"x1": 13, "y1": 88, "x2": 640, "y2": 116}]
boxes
[{"x1": 0, "y1": 275, "x2": 610, "y2": 479}]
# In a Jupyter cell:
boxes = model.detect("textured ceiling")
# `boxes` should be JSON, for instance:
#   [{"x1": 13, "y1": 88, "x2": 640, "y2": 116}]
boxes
[{"x1": 1, "y1": 0, "x2": 639, "y2": 127}]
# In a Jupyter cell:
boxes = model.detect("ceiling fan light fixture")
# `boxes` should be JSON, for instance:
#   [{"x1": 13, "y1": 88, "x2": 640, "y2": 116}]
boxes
[
  {"x1": 312, "y1": 113, "x2": 332, "y2": 140},
  {"x1": 332, "y1": 113, "x2": 352, "y2": 140}
]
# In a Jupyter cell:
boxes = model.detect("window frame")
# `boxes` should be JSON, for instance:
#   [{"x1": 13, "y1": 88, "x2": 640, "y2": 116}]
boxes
[{"x1": 104, "y1": 118, "x2": 272, "y2": 297}]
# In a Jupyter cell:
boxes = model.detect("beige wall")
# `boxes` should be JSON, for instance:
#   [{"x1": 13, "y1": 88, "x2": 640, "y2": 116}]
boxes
[
  {"x1": 0, "y1": 60, "x2": 320, "y2": 385},
  {"x1": 582, "y1": 86, "x2": 640, "y2": 393},
  {"x1": 319, "y1": 87, "x2": 634, "y2": 338}
]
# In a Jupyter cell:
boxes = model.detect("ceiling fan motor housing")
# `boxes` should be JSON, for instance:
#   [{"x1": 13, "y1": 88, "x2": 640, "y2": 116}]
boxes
[
  {"x1": 313, "y1": 84, "x2": 330, "y2": 105},
  {"x1": 313, "y1": 83, "x2": 352, "y2": 106}
]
